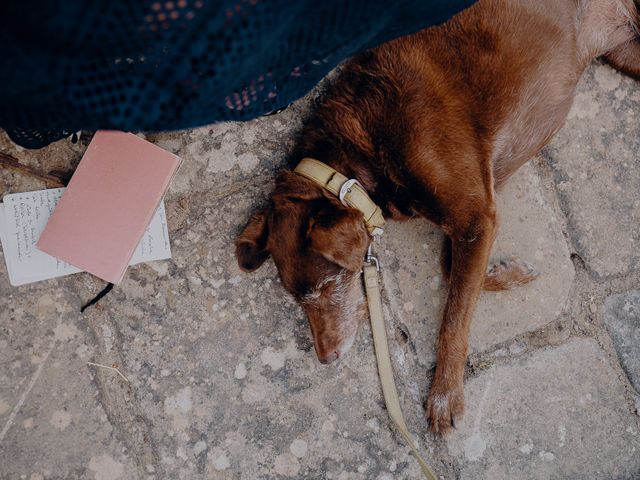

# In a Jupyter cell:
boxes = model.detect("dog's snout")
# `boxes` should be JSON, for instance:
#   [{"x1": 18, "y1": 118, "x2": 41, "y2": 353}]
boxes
[
  {"x1": 314, "y1": 334, "x2": 340, "y2": 364},
  {"x1": 318, "y1": 350, "x2": 339, "y2": 364},
  {"x1": 312, "y1": 329, "x2": 357, "y2": 365},
  {"x1": 303, "y1": 283, "x2": 363, "y2": 365}
]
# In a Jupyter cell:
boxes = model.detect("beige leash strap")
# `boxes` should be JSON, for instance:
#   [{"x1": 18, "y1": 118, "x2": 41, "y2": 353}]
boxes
[{"x1": 363, "y1": 258, "x2": 437, "y2": 480}]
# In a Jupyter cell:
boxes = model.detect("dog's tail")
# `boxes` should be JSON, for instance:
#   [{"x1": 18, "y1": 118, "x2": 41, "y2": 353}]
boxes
[{"x1": 604, "y1": 0, "x2": 640, "y2": 80}]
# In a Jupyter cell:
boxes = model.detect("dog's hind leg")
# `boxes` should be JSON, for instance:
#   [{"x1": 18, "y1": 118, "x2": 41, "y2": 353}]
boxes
[
  {"x1": 440, "y1": 236, "x2": 538, "y2": 291},
  {"x1": 426, "y1": 210, "x2": 497, "y2": 434}
]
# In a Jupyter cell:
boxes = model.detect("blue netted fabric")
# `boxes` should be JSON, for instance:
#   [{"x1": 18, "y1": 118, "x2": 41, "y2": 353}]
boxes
[{"x1": 1, "y1": 0, "x2": 476, "y2": 149}]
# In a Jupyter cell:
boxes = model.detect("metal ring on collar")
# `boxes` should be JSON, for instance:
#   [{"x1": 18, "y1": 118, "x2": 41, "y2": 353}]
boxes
[{"x1": 339, "y1": 178, "x2": 361, "y2": 206}]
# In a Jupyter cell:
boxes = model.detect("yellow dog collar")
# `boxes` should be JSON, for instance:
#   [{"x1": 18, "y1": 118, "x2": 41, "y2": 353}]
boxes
[{"x1": 294, "y1": 158, "x2": 385, "y2": 235}]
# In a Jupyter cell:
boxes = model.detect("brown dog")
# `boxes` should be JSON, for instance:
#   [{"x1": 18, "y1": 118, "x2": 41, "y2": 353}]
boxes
[{"x1": 236, "y1": 0, "x2": 640, "y2": 434}]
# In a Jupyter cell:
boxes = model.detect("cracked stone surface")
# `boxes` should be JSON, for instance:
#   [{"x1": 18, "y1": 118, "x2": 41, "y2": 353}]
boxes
[
  {"x1": 604, "y1": 291, "x2": 640, "y2": 393},
  {"x1": 1, "y1": 60, "x2": 640, "y2": 480},
  {"x1": 0, "y1": 297, "x2": 135, "y2": 479}
]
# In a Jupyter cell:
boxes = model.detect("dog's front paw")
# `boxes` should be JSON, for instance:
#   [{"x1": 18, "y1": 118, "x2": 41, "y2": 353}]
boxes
[{"x1": 426, "y1": 383, "x2": 465, "y2": 435}]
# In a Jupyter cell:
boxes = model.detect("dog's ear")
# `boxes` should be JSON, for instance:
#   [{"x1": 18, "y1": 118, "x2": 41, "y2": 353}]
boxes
[
  {"x1": 235, "y1": 209, "x2": 270, "y2": 272},
  {"x1": 307, "y1": 208, "x2": 369, "y2": 271}
]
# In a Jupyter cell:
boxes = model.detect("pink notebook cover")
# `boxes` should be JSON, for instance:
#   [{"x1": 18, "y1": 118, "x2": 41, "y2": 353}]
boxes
[{"x1": 37, "y1": 131, "x2": 181, "y2": 284}]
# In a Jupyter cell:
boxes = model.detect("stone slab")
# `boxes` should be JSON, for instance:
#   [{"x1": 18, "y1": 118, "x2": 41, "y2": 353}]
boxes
[
  {"x1": 544, "y1": 62, "x2": 640, "y2": 277},
  {"x1": 447, "y1": 338, "x2": 640, "y2": 480},
  {"x1": 604, "y1": 291, "x2": 640, "y2": 393}
]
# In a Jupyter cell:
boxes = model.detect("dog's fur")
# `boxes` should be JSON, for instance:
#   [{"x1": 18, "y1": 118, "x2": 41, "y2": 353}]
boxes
[{"x1": 236, "y1": 0, "x2": 640, "y2": 433}]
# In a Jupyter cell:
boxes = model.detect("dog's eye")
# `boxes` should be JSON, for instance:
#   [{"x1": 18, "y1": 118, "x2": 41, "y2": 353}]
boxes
[
  {"x1": 298, "y1": 286, "x2": 322, "y2": 304},
  {"x1": 292, "y1": 280, "x2": 314, "y2": 299}
]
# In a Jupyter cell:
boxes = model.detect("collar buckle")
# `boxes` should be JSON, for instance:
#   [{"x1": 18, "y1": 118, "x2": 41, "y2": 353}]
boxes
[{"x1": 338, "y1": 178, "x2": 362, "y2": 207}]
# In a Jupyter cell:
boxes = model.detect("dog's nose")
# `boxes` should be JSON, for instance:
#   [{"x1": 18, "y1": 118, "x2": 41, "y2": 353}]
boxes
[{"x1": 318, "y1": 351, "x2": 339, "y2": 364}]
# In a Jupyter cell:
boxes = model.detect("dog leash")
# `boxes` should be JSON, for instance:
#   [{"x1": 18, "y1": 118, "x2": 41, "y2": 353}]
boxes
[{"x1": 363, "y1": 245, "x2": 437, "y2": 480}]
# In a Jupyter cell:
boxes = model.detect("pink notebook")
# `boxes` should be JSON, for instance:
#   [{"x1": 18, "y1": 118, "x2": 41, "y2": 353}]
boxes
[{"x1": 37, "y1": 131, "x2": 181, "y2": 284}]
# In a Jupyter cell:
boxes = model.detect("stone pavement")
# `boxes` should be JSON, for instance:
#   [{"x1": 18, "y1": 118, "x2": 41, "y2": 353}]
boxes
[{"x1": 1, "y1": 61, "x2": 639, "y2": 480}]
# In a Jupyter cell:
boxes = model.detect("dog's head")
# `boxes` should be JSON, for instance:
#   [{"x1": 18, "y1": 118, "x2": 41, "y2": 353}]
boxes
[{"x1": 235, "y1": 171, "x2": 370, "y2": 364}]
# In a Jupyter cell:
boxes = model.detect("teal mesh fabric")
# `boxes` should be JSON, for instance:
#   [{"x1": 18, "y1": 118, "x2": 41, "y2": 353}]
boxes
[{"x1": 1, "y1": 0, "x2": 476, "y2": 148}]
